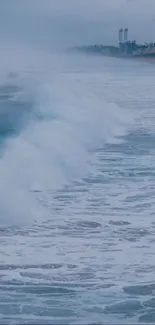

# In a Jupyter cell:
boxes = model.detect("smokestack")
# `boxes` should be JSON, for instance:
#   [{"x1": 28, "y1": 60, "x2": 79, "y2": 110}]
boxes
[
  {"x1": 126, "y1": 28, "x2": 128, "y2": 41},
  {"x1": 124, "y1": 29, "x2": 126, "y2": 41},
  {"x1": 119, "y1": 28, "x2": 123, "y2": 42},
  {"x1": 118, "y1": 29, "x2": 121, "y2": 42},
  {"x1": 124, "y1": 28, "x2": 128, "y2": 42}
]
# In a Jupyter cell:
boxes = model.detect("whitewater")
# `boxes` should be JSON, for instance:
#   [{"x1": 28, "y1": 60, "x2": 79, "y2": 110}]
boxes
[{"x1": 0, "y1": 48, "x2": 155, "y2": 323}]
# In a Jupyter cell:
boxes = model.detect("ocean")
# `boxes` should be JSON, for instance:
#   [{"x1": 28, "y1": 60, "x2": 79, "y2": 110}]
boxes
[{"x1": 0, "y1": 52, "x2": 155, "y2": 323}]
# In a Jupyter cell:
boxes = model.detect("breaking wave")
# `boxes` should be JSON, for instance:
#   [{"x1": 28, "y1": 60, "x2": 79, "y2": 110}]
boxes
[{"x1": 0, "y1": 54, "x2": 133, "y2": 226}]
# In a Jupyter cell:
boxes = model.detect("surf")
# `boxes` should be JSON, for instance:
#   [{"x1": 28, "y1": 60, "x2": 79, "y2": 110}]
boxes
[{"x1": 0, "y1": 53, "x2": 133, "y2": 226}]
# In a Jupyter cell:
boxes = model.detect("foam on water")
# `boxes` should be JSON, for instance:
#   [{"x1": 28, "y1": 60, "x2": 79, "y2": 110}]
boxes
[
  {"x1": 0, "y1": 54, "x2": 133, "y2": 226},
  {"x1": 1, "y1": 50, "x2": 155, "y2": 324}
]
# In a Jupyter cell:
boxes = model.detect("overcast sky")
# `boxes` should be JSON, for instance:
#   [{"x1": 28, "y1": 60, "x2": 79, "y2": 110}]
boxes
[{"x1": 0, "y1": 0, "x2": 155, "y2": 50}]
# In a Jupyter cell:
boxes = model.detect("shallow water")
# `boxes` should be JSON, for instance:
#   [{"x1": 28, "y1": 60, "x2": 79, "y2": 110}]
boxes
[{"x1": 0, "y1": 54, "x2": 155, "y2": 323}]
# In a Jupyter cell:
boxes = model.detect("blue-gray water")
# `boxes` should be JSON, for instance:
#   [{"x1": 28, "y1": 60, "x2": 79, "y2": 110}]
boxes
[{"x1": 0, "y1": 53, "x2": 155, "y2": 324}]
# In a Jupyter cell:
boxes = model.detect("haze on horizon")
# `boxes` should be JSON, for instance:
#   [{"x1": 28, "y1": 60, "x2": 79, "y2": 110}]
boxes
[{"x1": 0, "y1": 0, "x2": 154, "y2": 51}]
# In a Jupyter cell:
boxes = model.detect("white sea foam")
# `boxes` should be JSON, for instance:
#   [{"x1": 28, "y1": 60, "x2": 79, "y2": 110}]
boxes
[{"x1": 0, "y1": 53, "x2": 133, "y2": 225}]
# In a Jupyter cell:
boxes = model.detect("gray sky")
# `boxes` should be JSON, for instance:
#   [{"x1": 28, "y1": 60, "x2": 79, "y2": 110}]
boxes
[{"x1": 0, "y1": 0, "x2": 155, "y2": 50}]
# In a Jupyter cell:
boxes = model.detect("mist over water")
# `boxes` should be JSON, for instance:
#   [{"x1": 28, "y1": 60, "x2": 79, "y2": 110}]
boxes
[{"x1": 0, "y1": 51, "x2": 133, "y2": 226}]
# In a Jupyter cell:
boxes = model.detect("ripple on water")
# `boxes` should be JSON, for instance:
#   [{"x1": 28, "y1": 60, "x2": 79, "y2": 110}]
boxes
[
  {"x1": 139, "y1": 312, "x2": 155, "y2": 323},
  {"x1": 76, "y1": 221, "x2": 102, "y2": 228},
  {"x1": 104, "y1": 299, "x2": 142, "y2": 316},
  {"x1": 109, "y1": 220, "x2": 131, "y2": 226},
  {"x1": 123, "y1": 283, "x2": 155, "y2": 296},
  {"x1": 143, "y1": 297, "x2": 155, "y2": 308}
]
